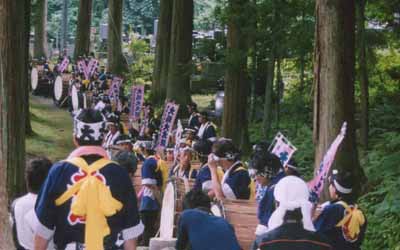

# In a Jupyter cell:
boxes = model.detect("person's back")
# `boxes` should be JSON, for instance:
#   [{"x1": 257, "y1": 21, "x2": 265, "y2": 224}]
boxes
[
  {"x1": 258, "y1": 223, "x2": 332, "y2": 250},
  {"x1": 177, "y1": 209, "x2": 241, "y2": 250},
  {"x1": 12, "y1": 157, "x2": 53, "y2": 250}
]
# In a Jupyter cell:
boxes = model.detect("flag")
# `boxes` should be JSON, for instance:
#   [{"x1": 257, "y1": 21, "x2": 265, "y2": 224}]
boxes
[
  {"x1": 308, "y1": 122, "x2": 347, "y2": 203},
  {"x1": 129, "y1": 85, "x2": 145, "y2": 121},
  {"x1": 157, "y1": 102, "x2": 179, "y2": 148},
  {"x1": 269, "y1": 132, "x2": 297, "y2": 166}
]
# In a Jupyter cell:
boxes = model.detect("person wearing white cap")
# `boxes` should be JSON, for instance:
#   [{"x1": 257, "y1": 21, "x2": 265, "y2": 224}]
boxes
[
  {"x1": 314, "y1": 170, "x2": 367, "y2": 250},
  {"x1": 169, "y1": 146, "x2": 198, "y2": 180},
  {"x1": 253, "y1": 176, "x2": 332, "y2": 250}
]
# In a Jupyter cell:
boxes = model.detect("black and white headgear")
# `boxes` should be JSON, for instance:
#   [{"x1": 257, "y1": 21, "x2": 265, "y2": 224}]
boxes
[
  {"x1": 73, "y1": 109, "x2": 107, "y2": 144},
  {"x1": 248, "y1": 150, "x2": 282, "y2": 179}
]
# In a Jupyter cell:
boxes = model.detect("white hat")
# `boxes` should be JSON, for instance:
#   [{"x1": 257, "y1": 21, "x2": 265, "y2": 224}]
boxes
[{"x1": 267, "y1": 176, "x2": 315, "y2": 232}]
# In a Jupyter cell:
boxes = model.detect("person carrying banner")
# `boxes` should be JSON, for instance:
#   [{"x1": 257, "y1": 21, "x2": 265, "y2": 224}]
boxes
[
  {"x1": 169, "y1": 146, "x2": 197, "y2": 180},
  {"x1": 34, "y1": 108, "x2": 143, "y2": 250},
  {"x1": 175, "y1": 189, "x2": 242, "y2": 250},
  {"x1": 248, "y1": 144, "x2": 286, "y2": 237},
  {"x1": 197, "y1": 111, "x2": 217, "y2": 142},
  {"x1": 252, "y1": 176, "x2": 332, "y2": 250},
  {"x1": 187, "y1": 102, "x2": 201, "y2": 131},
  {"x1": 208, "y1": 138, "x2": 251, "y2": 200},
  {"x1": 314, "y1": 170, "x2": 367, "y2": 250}
]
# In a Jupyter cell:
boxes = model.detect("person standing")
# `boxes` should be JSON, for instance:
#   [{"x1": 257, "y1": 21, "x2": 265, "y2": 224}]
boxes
[
  {"x1": 197, "y1": 112, "x2": 217, "y2": 142},
  {"x1": 34, "y1": 109, "x2": 143, "y2": 250},
  {"x1": 187, "y1": 102, "x2": 200, "y2": 131}
]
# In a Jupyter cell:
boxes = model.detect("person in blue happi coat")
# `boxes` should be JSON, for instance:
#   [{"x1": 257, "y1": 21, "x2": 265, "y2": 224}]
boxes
[
  {"x1": 314, "y1": 170, "x2": 367, "y2": 250},
  {"x1": 248, "y1": 143, "x2": 286, "y2": 238},
  {"x1": 187, "y1": 102, "x2": 201, "y2": 131},
  {"x1": 138, "y1": 140, "x2": 163, "y2": 246},
  {"x1": 197, "y1": 111, "x2": 217, "y2": 142},
  {"x1": 176, "y1": 189, "x2": 242, "y2": 250},
  {"x1": 33, "y1": 108, "x2": 143, "y2": 250},
  {"x1": 208, "y1": 138, "x2": 251, "y2": 200},
  {"x1": 169, "y1": 146, "x2": 197, "y2": 180}
]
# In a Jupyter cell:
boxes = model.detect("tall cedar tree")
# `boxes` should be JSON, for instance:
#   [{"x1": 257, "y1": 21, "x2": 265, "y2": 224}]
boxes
[
  {"x1": 74, "y1": 0, "x2": 92, "y2": 60},
  {"x1": 152, "y1": 0, "x2": 173, "y2": 104},
  {"x1": 313, "y1": 0, "x2": 364, "y2": 198},
  {"x1": 0, "y1": 0, "x2": 28, "y2": 247},
  {"x1": 33, "y1": 0, "x2": 48, "y2": 59},
  {"x1": 222, "y1": 0, "x2": 250, "y2": 148},
  {"x1": 357, "y1": 0, "x2": 369, "y2": 149},
  {"x1": 26, "y1": 0, "x2": 33, "y2": 135},
  {"x1": 108, "y1": 0, "x2": 128, "y2": 75},
  {"x1": 166, "y1": 0, "x2": 194, "y2": 107}
]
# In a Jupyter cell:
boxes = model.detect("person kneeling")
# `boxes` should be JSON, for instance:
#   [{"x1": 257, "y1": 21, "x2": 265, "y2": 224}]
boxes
[
  {"x1": 176, "y1": 190, "x2": 241, "y2": 250},
  {"x1": 253, "y1": 176, "x2": 332, "y2": 250}
]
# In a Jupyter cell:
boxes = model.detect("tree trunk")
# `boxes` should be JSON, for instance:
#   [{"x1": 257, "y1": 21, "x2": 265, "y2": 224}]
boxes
[
  {"x1": 166, "y1": 0, "x2": 193, "y2": 106},
  {"x1": 262, "y1": 54, "x2": 275, "y2": 139},
  {"x1": 74, "y1": 0, "x2": 92, "y2": 60},
  {"x1": 152, "y1": 0, "x2": 173, "y2": 104},
  {"x1": 275, "y1": 56, "x2": 283, "y2": 129},
  {"x1": 313, "y1": 0, "x2": 363, "y2": 198},
  {"x1": 33, "y1": 0, "x2": 48, "y2": 59},
  {"x1": 299, "y1": 53, "x2": 305, "y2": 94},
  {"x1": 107, "y1": 0, "x2": 128, "y2": 76},
  {"x1": 357, "y1": 0, "x2": 369, "y2": 149},
  {"x1": 26, "y1": 0, "x2": 33, "y2": 136},
  {"x1": 61, "y1": 0, "x2": 69, "y2": 52},
  {"x1": 0, "y1": 0, "x2": 27, "y2": 245},
  {"x1": 221, "y1": 0, "x2": 250, "y2": 149}
]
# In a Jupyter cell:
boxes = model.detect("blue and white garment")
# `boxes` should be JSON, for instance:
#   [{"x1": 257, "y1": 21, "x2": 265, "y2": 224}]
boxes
[
  {"x1": 193, "y1": 164, "x2": 212, "y2": 192},
  {"x1": 221, "y1": 161, "x2": 251, "y2": 200},
  {"x1": 197, "y1": 122, "x2": 217, "y2": 142},
  {"x1": 255, "y1": 183, "x2": 268, "y2": 204},
  {"x1": 176, "y1": 209, "x2": 241, "y2": 250},
  {"x1": 140, "y1": 156, "x2": 162, "y2": 212},
  {"x1": 34, "y1": 155, "x2": 144, "y2": 249},
  {"x1": 169, "y1": 164, "x2": 198, "y2": 180},
  {"x1": 314, "y1": 201, "x2": 367, "y2": 250},
  {"x1": 188, "y1": 113, "x2": 200, "y2": 131},
  {"x1": 257, "y1": 171, "x2": 286, "y2": 231}
]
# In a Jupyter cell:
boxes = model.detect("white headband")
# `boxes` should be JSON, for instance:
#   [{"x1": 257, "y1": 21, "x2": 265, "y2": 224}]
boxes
[{"x1": 334, "y1": 179, "x2": 352, "y2": 194}]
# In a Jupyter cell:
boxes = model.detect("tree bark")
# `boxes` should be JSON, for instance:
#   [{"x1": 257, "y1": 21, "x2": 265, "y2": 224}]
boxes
[
  {"x1": 26, "y1": 0, "x2": 33, "y2": 136},
  {"x1": 33, "y1": 0, "x2": 48, "y2": 59},
  {"x1": 313, "y1": 0, "x2": 363, "y2": 198},
  {"x1": 1, "y1": 0, "x2": 27, "y2": 246},
  {"x1": 74, "y1": 0, "x2": 92, "y2": 60},
  {"x1": 221, "y1": 0, "x2": 250, "y2": 149},
  {"x1": 357, "y1": 0, "x2": 369, "y2": 149},
  {"x1": 166, "y1": 0, "x2": 194, "y2": 106},
  {"x1": 262, "y1": 54, "x2": 275, "y2": 139},
  {"x1": 107, "y1": 0, "x2": 128, "y2": 76},
  {"x1": 61, "y1": 0, "x2": 69, "y2": 52},
  {"x1": 152, "y1": 0, "x2": 173, "y2": 104}
]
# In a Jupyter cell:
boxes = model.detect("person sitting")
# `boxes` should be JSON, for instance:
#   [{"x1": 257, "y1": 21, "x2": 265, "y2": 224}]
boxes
[
  {"x1": 314, "y1": 170, "x2": 367, "y2": 250},
  {"x1": 176, "y1": 189, "x2": 242, "y2": 250},
  {"x1": 187, "y1": 102, "x2": 200, "y2": 131},
  {"x1": 138, "y1": 140, "x2": 163, "y2": 246},
  {"x1": 169, "y1": 146, "x2": 197, "y2": 180},
  {"x1": 253, "y1": 176, "x2": 332, "y2": 250},
  {"x1": 208, "y1": 138, "x2": 251, "y2": 200},
  {"x1": 11, "y1": 157, "x2": 53, "y2": 250},
  {"x1": 197, "y1": 111, "x2": 217, "y2": 142},
  {"x1": 248, "y1": 146, "x2": 286, "y2": 236},
  {"x1": 192, "y1": 140, "x2": 224, "y2": 197},
  {"x1": 34, "y1": 108, "x2": 143, "y2": 250}
]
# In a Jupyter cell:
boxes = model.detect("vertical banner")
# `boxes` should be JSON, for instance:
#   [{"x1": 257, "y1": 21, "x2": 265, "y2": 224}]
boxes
[
  {"x1": 109, "y1": 77, "x2": 123, "y2": 111},
  {"x1": 129, "y1": 85, "x2": 145, "y2": 121},
  {"x1": 139, "y1": 106, "x2": 149, "y2": 137},
  {"x1": 157, "y1": 102, "x2": 180, "y2": 148},
  {"x1": 308, "y1": 122, "x2": 347, "y2": 203},
  {"x1": 88, "y1": 58, "x2": 99, "y2": 78},
  {"x1": 59, "y1": 57, "x2": 69, "y2": 73},
  {"x1": 174, "y1": 119, "x2": 184, "y2": 159},
  {"x1": 269, "y1": 132, "x2": 297, "y2": 166}
]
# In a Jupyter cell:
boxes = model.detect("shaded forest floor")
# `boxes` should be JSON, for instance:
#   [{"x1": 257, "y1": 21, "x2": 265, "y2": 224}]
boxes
[{"x1": 26, "y1": 96, "x2": 74, "y2": 161}]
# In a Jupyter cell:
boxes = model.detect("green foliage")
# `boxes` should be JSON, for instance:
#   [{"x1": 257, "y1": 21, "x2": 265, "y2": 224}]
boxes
[{"x1": 126, "y1": 35, "x2": 154, "y2": 85}]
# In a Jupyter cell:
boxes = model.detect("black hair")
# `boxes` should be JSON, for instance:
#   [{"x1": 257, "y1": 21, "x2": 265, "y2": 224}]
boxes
[
  {"x1": 332, "y1": 171, "x2": 356, "y2": 203},
  {"x1": 75, "y1": 109, "x2": 105, "y2": 146},
  {"x1": 183, "y1": 189, "x2": 211, "y2": 211},
  {"x1": 283, "y1": 208, "x2": 303, "y2": 222},
  {"x1": 193, "y1": 139, "x2": 212, "y2": 164},
  {"x1": 248, "y1": 151, "x2": 282, "y2": 177},
  {"x1": 199, "y1": 111, "x2": 209, "y2": 121},
  {"x1": 113, "y1": 151, "x2": 138, "y2": 175},
  {"x1": 212, "y1": 139, "x2": 240, "y2": 161},
  {"x1": 26, "y1": 157, "x2": 53, "y2": 193}
]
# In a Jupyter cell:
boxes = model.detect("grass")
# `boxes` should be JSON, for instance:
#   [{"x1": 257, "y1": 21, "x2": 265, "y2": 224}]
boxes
[
  {"x1": 26, "y1": 96, "x2": 74, "y2": 161},
  {"x1": 192, "y1": 94, "x2": 215, "y2": 110}
]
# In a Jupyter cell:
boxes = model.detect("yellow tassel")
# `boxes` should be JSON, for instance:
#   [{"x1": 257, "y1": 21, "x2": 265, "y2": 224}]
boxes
[{"x1": 336, "y1": 203, "x2": 366, "y2": 240}]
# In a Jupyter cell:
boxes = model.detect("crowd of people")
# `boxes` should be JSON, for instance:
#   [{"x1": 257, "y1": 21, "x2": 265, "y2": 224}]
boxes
[{"x1": 11, "y1": 57, "x2": 367, "y2": 250}]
